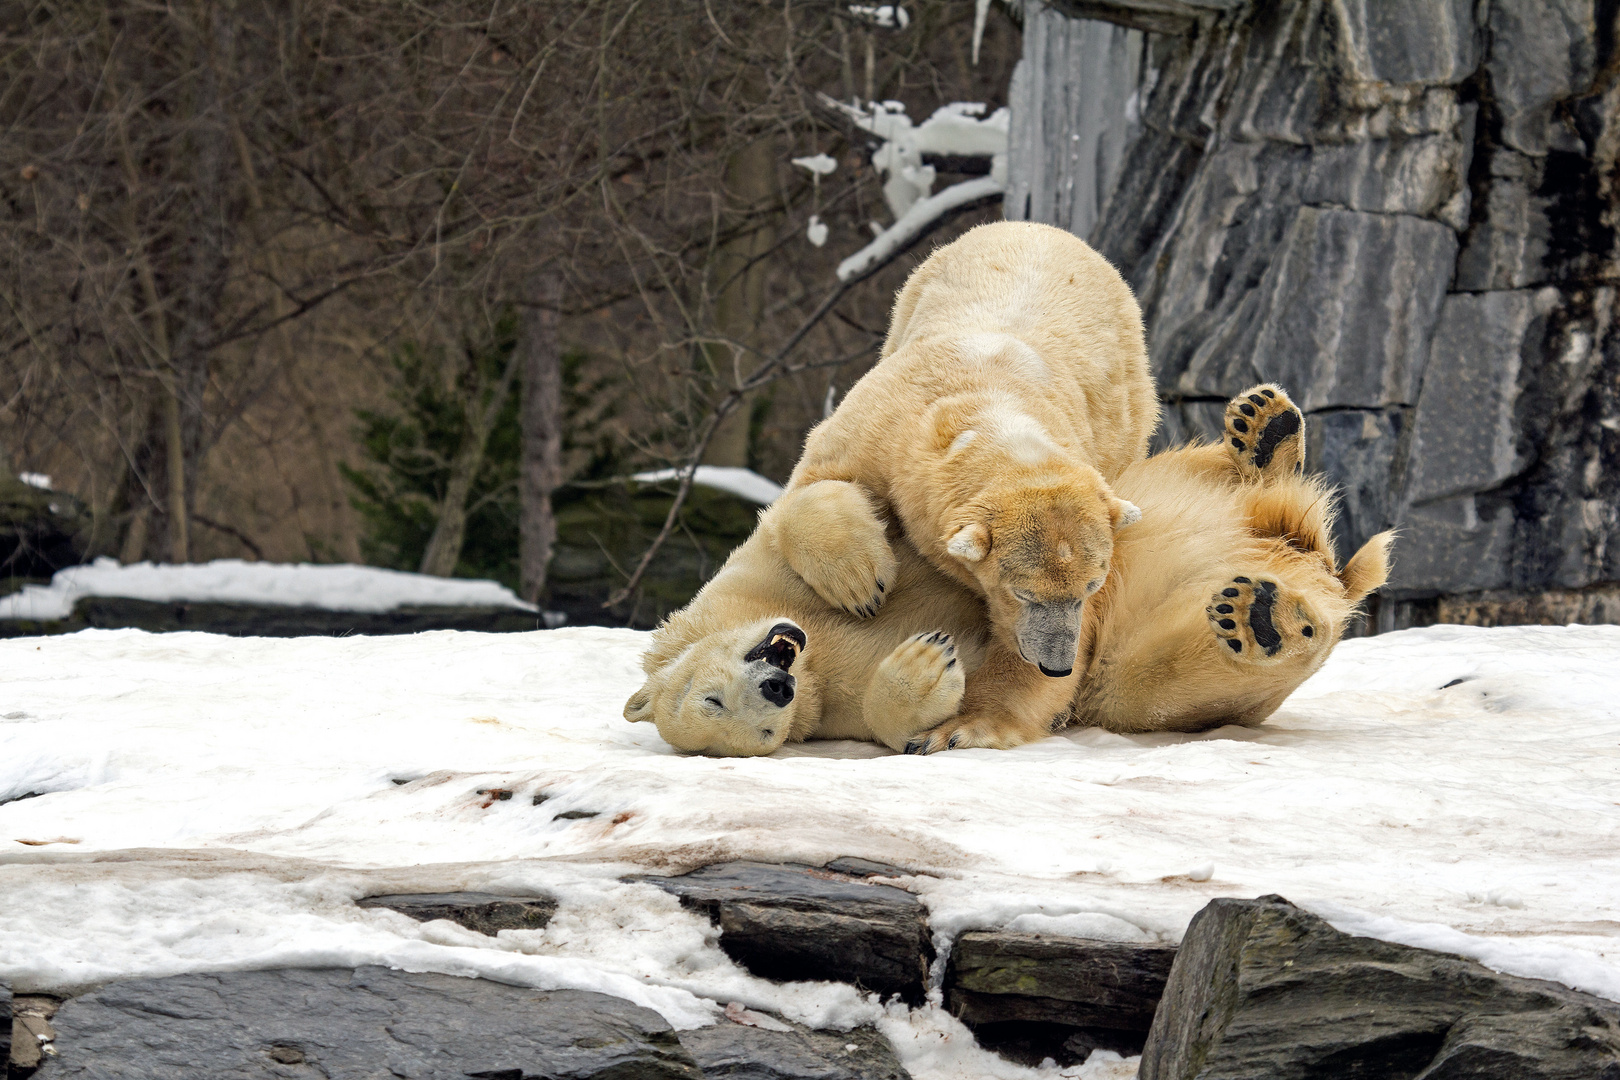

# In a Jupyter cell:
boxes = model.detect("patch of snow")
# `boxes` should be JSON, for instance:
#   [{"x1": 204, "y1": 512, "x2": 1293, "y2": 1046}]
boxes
[
  {"x1": 792, "y1": 153, "x2": 838, "y2": 176},
  {"x1": 0, "y1": 557, "x2": 537, "y2": 621},
  {"x1": 838, "y1": 175, "x2": 1005, "y2": 282},
  {"x1": 827, "y1": 97, "x2": 1008, "y2": 220},
  {"x1": 821, "y1": 96, "x2": 1008, "y2": 281},
  {"x1": 2, "y1": 624, "x2": 1619, "y2": 1078},
  {"x1": 807, "y1": 214, "x2": 830, "y2": 248},
  {"x1": 631, "y1": 465, "x2": 783, "y2": 505},
  {"x1": 18, "y1": 472, "x2": 51, "y2": 490},
  {"x1": 848, "y1": 5, "x2": 910, "y2": 30}
]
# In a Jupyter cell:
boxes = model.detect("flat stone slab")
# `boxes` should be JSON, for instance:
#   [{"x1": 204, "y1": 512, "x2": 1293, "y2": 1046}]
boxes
[
  {"x1": 945, "y1": 932, "x2": 1177, "y2": 1062},
  {"x1": 356, "y1": 891, "x2": 557, "y2": 936},
  {"x1": 1141, "y1": 895, "x2": 1620, "y2": 1080},
  {"x1": 634, "y1": 862, "x2": 932, "y2": 1003},
  {"x1": 32, "y1": 967, "x2": 703, "y2": 1079},
  {"x1": 680, "y1": 1016, "x2": 909, "y2": 1079}
]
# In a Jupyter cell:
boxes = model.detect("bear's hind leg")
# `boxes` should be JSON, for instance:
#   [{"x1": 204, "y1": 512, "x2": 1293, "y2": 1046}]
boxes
[
  {"x1": 1207, "y1": 574, "x2": 1325, "y2": 664},
  {"x1": 863, "y1": 632, "x2": 966, "y2": 751},
  {"x1": 1224, "y1": 385, "x2": 1305, "y2": 481}
]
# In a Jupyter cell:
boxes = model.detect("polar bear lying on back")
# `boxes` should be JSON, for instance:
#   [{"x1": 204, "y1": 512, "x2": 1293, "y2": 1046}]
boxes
[{"x1": 783, "y1": 221, "x2": 1158, "y2": 750}]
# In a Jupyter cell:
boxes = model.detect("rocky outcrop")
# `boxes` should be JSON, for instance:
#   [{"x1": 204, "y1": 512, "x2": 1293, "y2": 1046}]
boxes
[
  {"x1": 945, "y1": 931, "x2": 1176, "y2": 1061},
  {"x1": 939, "y1": 932, "x2": 1179, "y2": 1062},
  {"x1": 1139, "y1": 895, "x2": 1620, "y2": 1079},
  {"x1": 31, "y1": 968, "x2": 705, "y2": 1080},
  {"x1": 680, "y1": 1017, "x2": 909, "y2": 1080},
  {"x1": 635, "y1": 862, "x2": 932, "y2": 1003},
  {"x1": 1008, "y1": 0, "x2": 1620, "y2": 629},
  {"x1": 356, "y1": 892, "x2": 557, "y2": 935}
]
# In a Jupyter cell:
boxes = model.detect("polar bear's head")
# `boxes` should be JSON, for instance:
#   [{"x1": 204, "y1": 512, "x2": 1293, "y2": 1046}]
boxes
[
  {"x1": 943, "y1": 471, "x2": 1138, "y2": 679},
  {"x1": 624, "y1": 617, "x2": 807, "y2": 756}
]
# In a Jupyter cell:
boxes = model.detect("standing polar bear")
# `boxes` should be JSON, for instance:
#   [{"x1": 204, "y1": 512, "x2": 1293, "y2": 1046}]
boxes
[
  {"x1": 624, "y1": 384, "x2": 1393, "y2": 755},
  {"x1": 783, "y1": 221, "x2": 1159, "y2": 751}
]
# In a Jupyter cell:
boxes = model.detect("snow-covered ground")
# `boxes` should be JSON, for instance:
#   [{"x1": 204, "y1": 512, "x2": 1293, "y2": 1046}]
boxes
[
  {"x1": 0, "y1": 558, "x2": 536, "y2": 621},
  {"x1": 2, "y1": 623, "x2": 1618, "y2": 1079}
]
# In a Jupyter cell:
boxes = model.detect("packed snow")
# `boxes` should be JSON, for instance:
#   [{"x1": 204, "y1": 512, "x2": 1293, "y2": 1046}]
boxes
[
  {"x1": 0, "y1": 557, "x2": 536, "y2": 621},
  {"x1": 631, "y1": 465, "x2": 784, "y2": 505},
  {"x1": 2, "y1": 623, "x2": 1618, "y2": 1079}
]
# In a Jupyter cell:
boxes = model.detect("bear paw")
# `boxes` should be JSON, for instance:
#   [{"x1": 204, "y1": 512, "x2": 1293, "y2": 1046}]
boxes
[
  {"x1": 1225, "y1": 384, "x2": 1304, "y2": 481},
  {"x1": 868, "y1": 632, "x2": 965, "y2": 749},
  {"x1": 788, "y1": 529, "x2": 895, "y2": 620},
  {"x1": 1208, "y1": 576, "x2": 1319, "y2": 662},
  {"x1": 902, "y1": 706, "x2": 1058, "y2": 755}
]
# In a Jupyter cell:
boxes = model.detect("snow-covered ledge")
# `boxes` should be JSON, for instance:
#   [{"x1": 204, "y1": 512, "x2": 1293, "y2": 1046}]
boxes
[{"x1": 0, "y1": 558, "x2": 540, "y2": 622}]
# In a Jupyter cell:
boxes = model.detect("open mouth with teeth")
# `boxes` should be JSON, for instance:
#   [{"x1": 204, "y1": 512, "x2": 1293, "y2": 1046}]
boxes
[{"x1": 744, "y1": 622, "x2": 806, "y2": 671}]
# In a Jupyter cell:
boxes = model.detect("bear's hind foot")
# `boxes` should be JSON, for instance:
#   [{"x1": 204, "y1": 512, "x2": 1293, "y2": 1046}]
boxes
[
  {"x1": 866, "y1": 632, "x2": 965, "y2": 750},
  {"x1": 902, "y1": 707, "x2": 1060, "y2": 755},
  {"x1": 1208, "y1": 576, "x2": 1320, "y2": 663},
  {"x1": 1225, "y1": 384, "x2": 1304, "y2": 481}
]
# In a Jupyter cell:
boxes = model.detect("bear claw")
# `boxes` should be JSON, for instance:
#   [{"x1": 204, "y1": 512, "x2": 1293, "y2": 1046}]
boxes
[{"x1": 1224, "y1": 383, "x2": 1305, "y2": 480}]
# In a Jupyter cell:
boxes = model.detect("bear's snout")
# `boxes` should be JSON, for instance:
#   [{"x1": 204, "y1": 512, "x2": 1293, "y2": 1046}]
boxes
[{"x1": 760, "y1": 674, "x2": 796, "y2": 707}]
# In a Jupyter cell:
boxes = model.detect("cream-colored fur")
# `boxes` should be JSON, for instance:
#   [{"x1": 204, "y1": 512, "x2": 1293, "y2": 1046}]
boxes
[
  {"x1": 623, "y1": 480, "x2": 987, "y2": 756},
  {"x1": 787, "y1": 221, "x2": 1160, "y2": 750},
  {"x1": 627, "y1": 384, "x2": 1392, "y2": 755}
]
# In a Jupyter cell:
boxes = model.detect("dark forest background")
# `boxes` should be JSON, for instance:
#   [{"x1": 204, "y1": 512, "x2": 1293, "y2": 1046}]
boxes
[{"x1": 0, "y1": 1, "x2": 1022, "y2": 624}]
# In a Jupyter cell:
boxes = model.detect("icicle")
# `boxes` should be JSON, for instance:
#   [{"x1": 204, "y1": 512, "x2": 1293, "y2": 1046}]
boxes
[{"x1": 972, "y1": 0, "x2": 992, "y2": 64}]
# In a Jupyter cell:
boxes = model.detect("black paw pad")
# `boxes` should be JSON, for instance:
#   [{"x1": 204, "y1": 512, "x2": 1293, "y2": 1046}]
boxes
[
  {"x1": 1251, "y1": 407, "x2": 1301, "y2": 471},
  {"x1": 1247, "y1": 580, "x2": 1282, "y2": 655}
]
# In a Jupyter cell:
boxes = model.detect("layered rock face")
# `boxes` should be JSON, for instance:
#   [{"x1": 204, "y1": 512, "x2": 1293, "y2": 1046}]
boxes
[{"x1": 1007, "y1": 0, "x2": 1620, "y2": 629}]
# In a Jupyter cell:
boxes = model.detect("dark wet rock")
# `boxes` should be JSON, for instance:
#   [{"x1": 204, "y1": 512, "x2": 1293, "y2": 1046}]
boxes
[
  {"x1": 0, "y1": 597, "x2": 554, "y2": 639},
  {"x1": 356, "y1": 892, "x2": 556, "y2": 936},
  {"x1": 945, "y1": 932, "x2": 1176, "y2": 1062},
  {"x1": 679, "y1": 1018, "x2": 909, "y2": 1080},
  {"x1": 1139, "y1": 895, "x2": 1620, "y2": 1080},
  {"x1": 2, "y1": 981, "x2": 11, "y2": 1067},
  {"x1": 635, "y1": 863, "x2": 932, "y2": 1003},
  {"x1": 32, "y1": 967, "x2": 702, "y2": 1080},
  {"x1": 821, "y1": 858, "x2": 912, "y2": 879}
]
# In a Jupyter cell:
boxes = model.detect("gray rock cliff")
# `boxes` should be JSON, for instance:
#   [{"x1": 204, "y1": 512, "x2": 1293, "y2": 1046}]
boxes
[{"x1": 1008, "y1": 0, "x2": 1620, "y2": 628}]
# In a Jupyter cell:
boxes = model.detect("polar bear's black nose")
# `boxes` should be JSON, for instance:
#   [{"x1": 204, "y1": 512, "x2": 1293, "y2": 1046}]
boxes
[{"x1": 760, "y1": 674, "x2": 795, "y2": 707}]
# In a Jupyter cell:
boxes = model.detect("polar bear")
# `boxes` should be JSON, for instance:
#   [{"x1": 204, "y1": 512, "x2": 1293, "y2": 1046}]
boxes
[
  {"x1": 785, "y1": 221, "x2": 1159, "y2": 751},
  {"x1": 625, "y1": 384, "x2": 1392, "y2": 755}
]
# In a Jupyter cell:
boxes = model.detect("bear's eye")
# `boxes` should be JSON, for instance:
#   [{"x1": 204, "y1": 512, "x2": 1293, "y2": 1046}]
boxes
[{"x1": 704, "y1": 695, "x2": 725, "y2": 710}]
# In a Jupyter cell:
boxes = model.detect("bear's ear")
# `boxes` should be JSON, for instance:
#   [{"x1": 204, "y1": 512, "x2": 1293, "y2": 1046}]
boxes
[
  {"x1": 946, "y1": 522, "x2": 989, "y2": 563},
  {"x1": 1108, "y1": 497, "x2": 1142, "y2": 531},
  {"x1": 623, "y1": 685, "x2": 656, "y2": 724}
]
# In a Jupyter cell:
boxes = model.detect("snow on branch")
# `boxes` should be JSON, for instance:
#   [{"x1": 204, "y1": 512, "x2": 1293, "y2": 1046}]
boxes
[
  {"x1": 837, "y1": 175, "x2": 1003, "y2": 281},
  {"x1": 811, "y1": 96, "x2": 1009, "y2": 282}
]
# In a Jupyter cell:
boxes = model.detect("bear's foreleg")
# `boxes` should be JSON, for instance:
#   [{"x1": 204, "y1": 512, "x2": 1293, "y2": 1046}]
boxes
[
  {"x1": 862, "y1": 632, "x2": 966, "y2": 751},
  {"x1": 766, "y1": 480, "x2": 897, "y2": 618},
  {"x1": 903, "y1": 643, "x2": 1077, "y2": 753}
]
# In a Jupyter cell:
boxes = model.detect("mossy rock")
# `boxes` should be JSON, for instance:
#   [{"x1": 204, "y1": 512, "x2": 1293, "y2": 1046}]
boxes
[{"x1": 546, "y1": 479, "x2": 762, "y2": 630}]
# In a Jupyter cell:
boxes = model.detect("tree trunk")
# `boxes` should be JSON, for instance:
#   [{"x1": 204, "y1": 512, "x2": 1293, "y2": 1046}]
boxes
[
  {"x1": 418, "y1": 337, "x2": 524, "y2": 578},
  {"x1": 702, "y1": 137, "x2": 776, "y2": 468},
  {"x1": 520, "y1": 272, "x2": 564, "y2": 604},
  {"x1": 418, "y1": 432, "x2": 485, "y2": 578}
]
